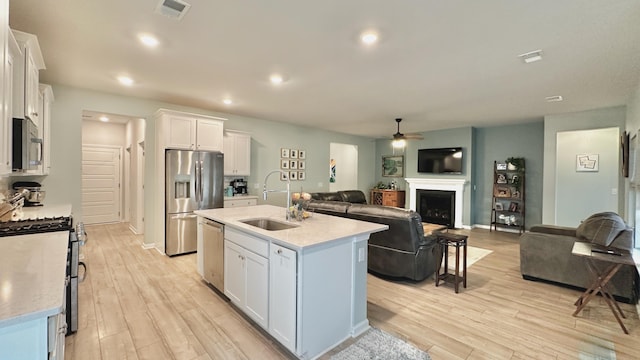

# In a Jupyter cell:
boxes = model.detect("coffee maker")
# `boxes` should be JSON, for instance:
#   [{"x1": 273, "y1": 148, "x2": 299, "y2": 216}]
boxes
[{"x1": 231, "y1": 178, "x2": 247, "y2": 195}]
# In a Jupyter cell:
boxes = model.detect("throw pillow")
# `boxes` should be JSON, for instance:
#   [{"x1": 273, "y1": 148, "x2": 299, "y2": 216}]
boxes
[{"x1": 576, "y1": 212, "x2": 627, "y2": 247}]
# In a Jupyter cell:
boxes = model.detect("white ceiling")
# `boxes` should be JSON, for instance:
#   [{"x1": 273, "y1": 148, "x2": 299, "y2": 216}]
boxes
[{"x1": 9, "y1": 0, "x2": 640, "y2": 138}]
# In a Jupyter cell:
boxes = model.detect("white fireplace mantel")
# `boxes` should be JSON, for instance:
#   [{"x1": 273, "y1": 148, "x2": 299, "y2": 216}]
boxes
[{"x1": 405, "y1": 178, "x2": 467, "y2": 228}]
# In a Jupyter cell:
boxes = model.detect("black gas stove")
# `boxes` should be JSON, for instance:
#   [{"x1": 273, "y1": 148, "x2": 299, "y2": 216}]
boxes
[{"x1": 0, "y1": 216, "x2": 73, "y2": 237}]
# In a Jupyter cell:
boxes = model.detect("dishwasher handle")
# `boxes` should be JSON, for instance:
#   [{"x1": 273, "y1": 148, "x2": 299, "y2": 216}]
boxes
[{"x1": 202, "y1": 218, "x2": 223, "y2": 232}]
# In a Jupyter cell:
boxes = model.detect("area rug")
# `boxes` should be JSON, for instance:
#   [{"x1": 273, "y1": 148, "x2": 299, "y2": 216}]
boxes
[
  {"x1": 445, "y1": 245, "x2": 492, "y2": 271},
  {"x1": 331, "y1": 328, "x2": 431, "y2": 360}
]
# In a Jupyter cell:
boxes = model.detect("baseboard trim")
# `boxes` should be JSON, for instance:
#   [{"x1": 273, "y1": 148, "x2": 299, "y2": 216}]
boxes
[
  {"x1": 141, "y1": 242, "x2": 156, "y2": 250},
  {"x1": 473, "y1": 224, "x2": 524, "y2": 234},
  {"x1": 351, "y1": 320, "x2": 370, "y2": 337}
]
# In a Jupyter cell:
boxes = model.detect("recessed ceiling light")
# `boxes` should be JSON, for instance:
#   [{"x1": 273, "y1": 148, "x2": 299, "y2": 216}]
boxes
[
  {"x1": 139, "y1": 34, "x2": 159, "y2": 48},
  {"x1": 99, "y1": 116, "x2": 109, "y2": 122},
  {"x1": 117, "y1": 76, "x2": 134, "y2": 86},
  {"x1": 518, "y1": 50, "x2": 543, "y2": 63},
  {"x1": 361, "y1": 31, "x2": 378, "y2": 45},
  {"x1": 545, "y1": 95, "x2": 563, "y2": 102},
  {"x1": 270, "y1": 74, "x2": 284, "y2": 85},
  {"x1": 223, "y1": 98, "x2": 233, "y2": 105}
]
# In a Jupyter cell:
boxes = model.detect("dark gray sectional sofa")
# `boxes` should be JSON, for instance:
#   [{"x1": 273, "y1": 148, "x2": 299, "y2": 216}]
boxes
[
  {"x1": 520, "y1": 212, "x2": 638, "y2": 303},
  {"x1": 306, "y1": 197, "x2": 438, "y2": 281}
]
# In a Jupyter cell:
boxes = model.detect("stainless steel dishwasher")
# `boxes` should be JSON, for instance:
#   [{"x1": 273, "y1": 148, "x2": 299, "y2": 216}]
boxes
[{"x1": 202, "y1": 218, "x2": 224, "y2": 291}]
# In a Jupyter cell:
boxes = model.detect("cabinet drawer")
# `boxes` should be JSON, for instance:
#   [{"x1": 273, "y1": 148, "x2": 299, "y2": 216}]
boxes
[
  {"x1": 225, "y1": 227, "x2": 268, "y2": 257},
  {"x1": 224, "y1": 198, "x2": 257, "y2": 208}
]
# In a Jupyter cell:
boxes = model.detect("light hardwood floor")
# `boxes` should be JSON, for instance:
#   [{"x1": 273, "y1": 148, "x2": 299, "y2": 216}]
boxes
[{"x1": 64, "y1": 223, "x2": 640, "y2": 360}]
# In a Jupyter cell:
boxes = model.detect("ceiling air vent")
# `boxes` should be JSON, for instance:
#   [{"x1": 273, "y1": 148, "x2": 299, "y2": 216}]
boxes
[{"x1": 155, "y1": 0, "x2": 191, "y2": 20}]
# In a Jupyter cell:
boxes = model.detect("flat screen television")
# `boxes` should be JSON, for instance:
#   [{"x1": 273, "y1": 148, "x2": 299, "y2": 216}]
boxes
[{"x1": 417, "y1": 147, "x2": 463, "y2": 174}]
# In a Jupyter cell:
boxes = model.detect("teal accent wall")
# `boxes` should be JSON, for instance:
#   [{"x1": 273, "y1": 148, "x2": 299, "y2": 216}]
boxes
[
  {"x1": 473, "y1": 122, "x2": 544, "y2": 228},
  {"x1": 374, "y1": 123, "x2": 544, "y2": 229},
  {"x1": 375, "y1": 127, "x2": 474, "y2": 226}
]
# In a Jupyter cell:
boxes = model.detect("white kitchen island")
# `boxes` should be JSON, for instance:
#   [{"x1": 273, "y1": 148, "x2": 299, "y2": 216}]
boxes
[{"x1": 195, "y1": 205, "x2": 388, "y2": 360}]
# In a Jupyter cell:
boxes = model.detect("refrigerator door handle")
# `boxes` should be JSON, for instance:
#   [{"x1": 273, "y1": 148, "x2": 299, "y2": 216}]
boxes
[
  {"x1": 195, "y1": 160, "x2": 201, "y2": 203},
  {"x1": 199, "y1": 159, "x2": 204, "y2": 204}
]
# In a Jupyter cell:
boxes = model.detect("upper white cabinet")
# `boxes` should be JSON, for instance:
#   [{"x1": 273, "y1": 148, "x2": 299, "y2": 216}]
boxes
[
  {"x1": 223, "y1": 130, "x2": 251, "y2": 176},
  {"x1": 156, "y1": 109, "x2": 225, "y2": 151},
  {"x1": 0, "y1": 0, "x2": 11, "y2": 175},
  {"x1": 11, "y1": 30, "x2": 45, "y2": 125},
  {"x1": 39, "y1": 84, "x2": 54, "y2": 175}
]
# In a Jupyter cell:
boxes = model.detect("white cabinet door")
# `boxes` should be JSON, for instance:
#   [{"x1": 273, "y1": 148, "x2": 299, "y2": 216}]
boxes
[
  {"x1": 223, "y1": 131, "x2": 251, "y2": 176},
  {"x1": 224, "y1": 240, "x2": 245, "y2": 305},
  {"x1": 269, "y1": 243, "x2": 297, "y2": 352},
  {"x1": 244, "y1": 249, "x2": 269, "y2": 329},
  {"x1": 39, "y1": 84, "x2": 53, "y2": 175},
  {"x1": 234, "y1": 133, "x2": 251, "y2": 175},
  {"x1": 25, "y1": 52, "x2": 39, "y2": 124},
  {"x1": 0, "y1": 13, "x2": 12, "y2": 175},
  {"x1": 195, "y1": 119, "x2": 223, "y2": 151},
  {"x1": 167, "y1": 115, "x2": 196, "y2": 150},
  {"x1": 223, "y1": 133, "x2": 235, "y2": 175}
]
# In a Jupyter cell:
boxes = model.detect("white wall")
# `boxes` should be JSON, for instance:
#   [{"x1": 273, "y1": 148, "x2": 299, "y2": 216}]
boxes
[
  {"x1": 46, "y1": 84, "x2": 376, "y2": 247},
  {"x1": 555, "y1": 127, "x2": 619, "y2": 225},
  {"x1": 543, "y1": 106, "x2": 626, "y2": 224},
  {"x1": 329, "y1": 143, "x2": 358, "y2": 192},
  {"x1": 81, "y1": 120, "x2": 126, "y2": 147}
]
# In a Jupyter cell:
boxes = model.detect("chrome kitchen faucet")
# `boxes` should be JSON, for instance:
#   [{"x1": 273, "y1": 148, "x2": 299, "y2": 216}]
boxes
[{"x1": 263, "y1": 170, "x2": 291, "y2": 221}]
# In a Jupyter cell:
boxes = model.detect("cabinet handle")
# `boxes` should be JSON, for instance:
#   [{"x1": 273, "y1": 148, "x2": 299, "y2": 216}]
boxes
[
  {"x1": 32, "y1": 112, "x2": 39, "y2": 117},
  {"x1": 276, "y1": 249, "x2": 282, "y2": 254}
]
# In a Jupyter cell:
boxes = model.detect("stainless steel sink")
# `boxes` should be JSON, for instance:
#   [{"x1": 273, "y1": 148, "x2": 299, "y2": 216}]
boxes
[{"x1": 239, "y1": 218, "x2": 299, "y2": 231}]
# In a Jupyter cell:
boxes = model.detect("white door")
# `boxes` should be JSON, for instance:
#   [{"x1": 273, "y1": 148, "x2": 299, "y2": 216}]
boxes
[{"x1": 82, "y1": 145, "x2": 121, "y2": 224}]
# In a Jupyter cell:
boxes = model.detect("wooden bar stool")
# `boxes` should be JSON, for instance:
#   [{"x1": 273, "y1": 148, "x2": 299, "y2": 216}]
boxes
[{"x1": 435, "y1": 232, "x2": 468, "y2": 293}]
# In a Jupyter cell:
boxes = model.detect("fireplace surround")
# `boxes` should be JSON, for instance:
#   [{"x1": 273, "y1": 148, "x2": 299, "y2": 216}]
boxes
[{"x1": 406, "y1": 178, "x2": 466, "y2": 228}]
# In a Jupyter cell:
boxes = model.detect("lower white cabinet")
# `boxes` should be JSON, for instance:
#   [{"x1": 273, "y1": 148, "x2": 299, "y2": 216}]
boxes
[
  {"x1": 223, "y1": 197, "x2": 257, "y2": 208},
  {"x1": 223, "y1": 230, "x2": 269, "y2": 329},
  {"x1": 269, "y1": 243, "x2": 297, "y2": 352}
]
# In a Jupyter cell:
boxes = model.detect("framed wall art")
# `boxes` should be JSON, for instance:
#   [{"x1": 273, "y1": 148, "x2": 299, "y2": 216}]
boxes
[
  {"x1": 576, "y1": 154, "x2": 599, "y2": 172},
  {"x1": 382, "y1": 155, "x2": 404, "y2": 177},
  {"x1": 281, "y1": 148, "x2": 290, "y2": 158}
]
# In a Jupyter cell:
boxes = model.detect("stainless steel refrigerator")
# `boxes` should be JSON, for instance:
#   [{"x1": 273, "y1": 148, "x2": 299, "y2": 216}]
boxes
[{"x1": 165, "y1": 149, "x2": 224, "y2": 256}]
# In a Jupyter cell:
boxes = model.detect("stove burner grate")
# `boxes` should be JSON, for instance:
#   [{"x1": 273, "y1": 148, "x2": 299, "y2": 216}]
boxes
[{"x1": 0, "y1": 216, "x2": 73, "y2": 237}]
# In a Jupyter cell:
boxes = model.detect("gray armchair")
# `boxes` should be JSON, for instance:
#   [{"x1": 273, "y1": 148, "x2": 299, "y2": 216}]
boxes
[{"x1": 520, "y1": 212, "x2": 638, "y2": 303}]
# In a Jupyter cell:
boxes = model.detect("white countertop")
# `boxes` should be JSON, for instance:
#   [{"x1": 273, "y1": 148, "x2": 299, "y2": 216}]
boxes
[
  {"x1": 195, "y1": 204, "x2": 388, "y2": 250},
  {"x1": 10, "y1": 204, "x2": 72, "y2": 221},
  {"x1": 0, "y1": 231, "x2": 69, "y2": 327}
]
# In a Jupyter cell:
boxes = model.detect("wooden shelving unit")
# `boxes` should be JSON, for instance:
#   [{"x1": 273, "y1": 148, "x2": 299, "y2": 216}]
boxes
[{"x1": 490, "y1": 159, "x2": 525, "y2": 234}]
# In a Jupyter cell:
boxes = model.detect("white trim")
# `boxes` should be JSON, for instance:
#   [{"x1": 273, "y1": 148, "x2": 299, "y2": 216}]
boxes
[{"x1": 405, "y1": 178, "x2": 466, "y2": 229}]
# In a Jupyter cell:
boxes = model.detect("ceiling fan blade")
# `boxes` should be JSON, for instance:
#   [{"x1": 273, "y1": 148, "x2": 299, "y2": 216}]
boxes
[{"x1": 404, "y1": 134, "x2": 424, "y2": 140}]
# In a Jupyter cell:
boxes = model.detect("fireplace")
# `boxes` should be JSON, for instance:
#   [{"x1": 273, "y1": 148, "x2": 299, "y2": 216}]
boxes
[
  {"x1": 417, "y1": 190, "x2": 455, "y2": 228},
  {"x1": 405, "y1": 178, "x2": 466, "y2": 228}
]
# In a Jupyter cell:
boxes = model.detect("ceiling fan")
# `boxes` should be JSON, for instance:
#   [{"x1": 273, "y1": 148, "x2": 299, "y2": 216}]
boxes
[{"x1": 391, "y1": 118, "x2": 423, "y2": 147}]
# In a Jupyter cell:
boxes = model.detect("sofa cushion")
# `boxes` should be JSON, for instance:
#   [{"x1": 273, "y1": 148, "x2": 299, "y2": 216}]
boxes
[
  {"x1": 306, "y1": 200, "x2": 351, "y2": 215},
  {"x1": 338, "y1": 190, "x2": 367, "y2": 204},
  {"x1": 529, "y1": 225, "x2": 577, "y2": 238},
  {"x1": 346, "y1": 204, "x2": 433, "y2": 252},
  {"x1": 310, "y1": 192, "x2": 343, "y2": 202},
  {"x1": 576, "y1": 212, "x2": 627, "y2": 247}
]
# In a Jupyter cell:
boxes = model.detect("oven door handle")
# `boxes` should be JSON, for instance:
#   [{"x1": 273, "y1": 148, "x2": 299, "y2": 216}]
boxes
[{"x1": 78, "y1": 261, "x2": 87, "y2": 283}]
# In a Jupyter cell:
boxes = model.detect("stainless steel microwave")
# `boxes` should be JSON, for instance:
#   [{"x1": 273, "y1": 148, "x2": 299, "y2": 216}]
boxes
[{"x1": 12, "y1": 118, "x2": 42, "y2": 171}]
